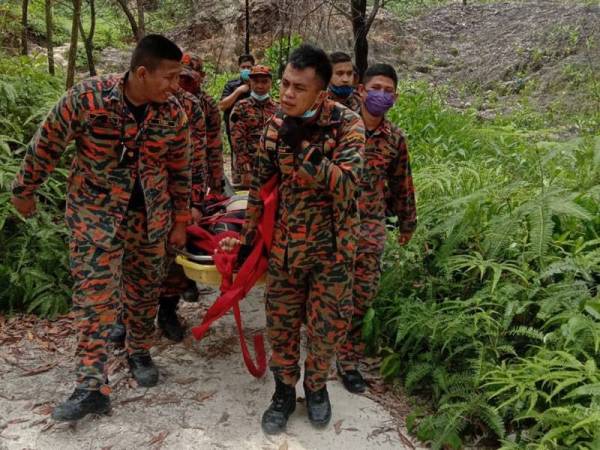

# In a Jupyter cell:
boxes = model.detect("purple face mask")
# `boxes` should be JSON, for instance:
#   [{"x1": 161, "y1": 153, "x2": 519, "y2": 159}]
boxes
[{"x1": 364, "y1": 90, "x2": 395, "y2": 117}]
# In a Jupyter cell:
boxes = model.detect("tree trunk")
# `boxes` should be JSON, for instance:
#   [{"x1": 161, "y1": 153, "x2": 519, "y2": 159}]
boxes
[
  {"x1": 244, "y1": 0, "x2": 250, "y2": 54},
  {"x1": 78, "y1": 0, "x2": 96, "y2": 76},
  {"x1": 66, "y1": 0, "x2": 81, "y2": 89},
  {"x1": 115, "y1": 0, "x2": 139, "y2": 40},
  {"x1": 136, "y1": 0, "x2": 145, "y2": 40},
  {"x1": 45, "y1": 0, "x2": 55, "y2": 75},
  {"x1": 350, "y1": 0, "x2": 380, "y2": 82},
  {"x1": 21, "y1": 0, "x2": 29, "y2": 56}
]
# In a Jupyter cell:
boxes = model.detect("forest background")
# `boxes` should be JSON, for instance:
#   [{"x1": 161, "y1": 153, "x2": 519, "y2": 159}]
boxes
[{"x1": 0, "y1": 0, "x2": 599, "y2": 448}]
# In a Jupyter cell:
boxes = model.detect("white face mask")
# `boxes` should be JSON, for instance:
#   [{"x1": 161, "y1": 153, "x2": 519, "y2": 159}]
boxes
[{"x1": 251, "y1": 91, "x2": 270, "y2": 102}]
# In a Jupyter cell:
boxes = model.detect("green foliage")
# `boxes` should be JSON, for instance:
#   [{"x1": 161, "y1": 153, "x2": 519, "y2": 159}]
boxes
[
  {"x1": 371, "y1": 81, "x2": 600, "y2": 448},
  {"x1": 0, "y1": 53, "x2": 70, "y2": 318}
]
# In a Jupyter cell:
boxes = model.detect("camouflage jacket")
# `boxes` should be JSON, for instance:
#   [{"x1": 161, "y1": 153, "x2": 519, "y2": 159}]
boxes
[
  {"x1": 174, "y1": 90, "x2": 207, "y2": 205},
  {"x1": 12, "y1": 73, "x2": 191, "y2": 249},
  {"x1": 241, "y1": 99, "x2": 365, "y2": 269},
  {"x1": 229, "y1": 96, "x2": 278, "y2": 178},
  {"x1": 328, "y1": 91, "x2": 362, "y2": 113},
  {"x1": 196, "y1": 89, "x2": 224, "y2": 195},
  {"x1": 359, "y1": 118, "x2": 416, "y2": 254}
]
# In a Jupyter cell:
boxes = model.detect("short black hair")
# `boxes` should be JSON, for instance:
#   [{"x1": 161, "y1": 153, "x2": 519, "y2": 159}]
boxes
[
  {"x1": 130, "y1": 34, "x2": 182, "y2": 71},
  {"x1": 329, "y1": 52, "x2": 352, "y2": 65},
  {"x1": 363, "y1": 63, "x2": 398, "y2": 88},
  {"x1": 288, "y1": 44, "x2": 332, "y2": 88},
  {"x1": 238, "y1": 54, "x2": 255, "y2": 66}
]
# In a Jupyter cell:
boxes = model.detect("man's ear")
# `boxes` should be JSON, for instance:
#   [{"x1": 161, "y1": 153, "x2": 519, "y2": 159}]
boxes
[
  {"x1": 134, "y1": 66, "x2": 148, "y2": 81},
  {"x1": 357, "y1": 84, "x2": 366, "y2": 99}
]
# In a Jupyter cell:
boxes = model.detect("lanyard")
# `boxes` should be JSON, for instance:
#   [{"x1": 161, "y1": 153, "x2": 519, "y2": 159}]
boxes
[{"x1": 118, "y1": 101, "x2": 147, "y2": 165}]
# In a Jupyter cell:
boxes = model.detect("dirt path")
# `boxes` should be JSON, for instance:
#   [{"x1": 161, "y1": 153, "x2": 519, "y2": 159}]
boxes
[{"x1": 0, "y1": 286, "x2": 422, "y2": 450}]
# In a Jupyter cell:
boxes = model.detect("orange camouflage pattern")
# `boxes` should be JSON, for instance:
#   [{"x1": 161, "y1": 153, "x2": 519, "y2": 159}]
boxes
[
  {"x1": 338, "y1": 117, "x2": 417, "y2": 371},
  {"x1": 241, "y1": 98, "x2": 365, "y2": 391},
  {"x1": 229, "y1": 96, "x2": 278, "y2": 186},
  {"x1": 328, "y1": 90, "x2": 362, "y2": 113},
  {"x1": 194, "y1": 89, "x2": 225, "y2": 196},
  {"x1": 12, "y1": 73, "x2": 191, "y2": 390},
  {"x1": 71, "y1": 209, "x2": 166, "y2": 389},
  {"x1": 12, "y1": 73, "x2": 192, "y2": 248}
]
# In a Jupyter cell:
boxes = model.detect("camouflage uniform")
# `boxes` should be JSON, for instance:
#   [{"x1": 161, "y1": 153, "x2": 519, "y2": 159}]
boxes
[
  {"x1": 337, "y1": 118, "x2": 416, "y2": 372},
  {"x1": 328, "y1": 91, "x2": 362, "y2": 113},
  {"x1": 12, "y1": 74, "x2": 191, "y2": 390},
  {"x1": 161, "y1": 90, "x2": 207, "y2": 298},
  {"x1": 241, "y1": 99, "x2": 365, "y2": 391},
  {"x1": 229, "y1": 96, "x2": 278, "y2": 186},
  {"x1": 196, "y1": 90, "x2": 225, "y2": 196},
  {"x1": 181, "y1": 53, "x2": 225, "y2": 197}
]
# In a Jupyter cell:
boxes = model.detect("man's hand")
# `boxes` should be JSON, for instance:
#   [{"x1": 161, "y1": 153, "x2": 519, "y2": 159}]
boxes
[
  {"x1": 236, "y1": 84, "x2": 250, "y2": 96},
  {"x1": 398, "y1": 231, "x2": 414, "y2": 246},
  {"x1": 168, "y1": 222, "x2": 187, "y2": 248},
  {"x1": 191, "y1": 207, "x2": 202, "y2": 224},
  {"x1": 279, "y1": 117, "x2": 304, "y2": 150},
  {"x1": 11, "y1": 195, "x2": 36, "y2": 218}
]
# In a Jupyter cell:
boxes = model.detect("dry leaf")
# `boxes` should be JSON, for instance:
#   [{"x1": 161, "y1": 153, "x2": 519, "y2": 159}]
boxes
[
  {"x1": 334, "y1": 419, "x2": 344, "y2": 435},
  {"x1": 192, "y1": 390, "x2": 217, "y2": 403},
  {"x1": 174, "y1": 377, "x2": 198, "y2": 385},
  {"x1": 148, "y1": 430, "x2": 169, "y2": 447},
  {"x1": 278, "y1": 441, "x2": 288, "y2": 450}
]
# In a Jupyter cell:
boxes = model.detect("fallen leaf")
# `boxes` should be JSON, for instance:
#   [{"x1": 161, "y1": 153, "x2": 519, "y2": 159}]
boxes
[
  {"x1": 174, "y1": 377, "x2": 198, "y2": 385},
  {"x1": 191, "y1": 390, "x2": 217, "y2": 403},
  {"x1": 33, "y1": 403, "x2": 54, "y2": 416},
  {"x1": 278, "y1": 441, "x2": 288, "y2": 450},
  {"x1": 21, "y1": 362, "x2": 58, "y2": 377},
  {"x1": 334, "y1": 419, "x2": 344, "y2": 435},
  {"x1": 148, "y1": 430, "x2": 169, "y2": 447}
]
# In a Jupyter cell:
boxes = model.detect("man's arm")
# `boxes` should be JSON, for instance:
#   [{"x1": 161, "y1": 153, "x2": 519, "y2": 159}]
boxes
[
  {"x1": 190, "y1": 102, "x2": 208, "y2": 205},
  {"x1": 218, "y1": 80, "x2": 249, "y2": 112},
  {"x1": 388, "y1": 133, "x2": 417, "y2": 239},
  {"x1": 229, "y1": 103, "x2": 248, "y2": 171},
  {"x1": 203, "y1": 95, "x2": 225, "y2": 194},
  {"x1": 295, "y1": 112, "x2": 365, "y2": 203},
  {"x1": 239, "y1": 123, "x2": 278, "y2": 247},
  {"x1": 12, "y1": 88, "x2": 80, "y2": 215},
  {"x1": 166, "y1": 109, "x2": 192, "y2": 224}
]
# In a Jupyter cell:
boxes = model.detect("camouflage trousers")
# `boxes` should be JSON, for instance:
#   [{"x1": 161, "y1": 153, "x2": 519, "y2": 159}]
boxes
[
  {"x1": 69, "y1": 208, "x2": 167, "y2": 390},
  {"x1": 337, "y1": 251, "x2": 382, "y2": 372},
  {"x1": 161, "y1": 253, "x2": 191, "y2": 299},
  {"x1": 266, "y1": 259, "x2": 353, "y2": 391}
]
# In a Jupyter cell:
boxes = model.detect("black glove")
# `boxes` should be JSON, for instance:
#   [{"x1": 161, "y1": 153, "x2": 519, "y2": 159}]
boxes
[
  {"x1": 279, "y1": 116, "x2": 304, "y2": 150},
  {"x1": 236, "y1": 243, "x2": 253, "y2": 268}
]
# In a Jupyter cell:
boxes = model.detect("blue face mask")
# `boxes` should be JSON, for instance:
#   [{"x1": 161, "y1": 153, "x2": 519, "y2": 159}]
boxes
[
  {"x1": 329, "y1": 84, "x2": 354, "y2": 98},
  {"x1": 240, "y1": 69, "x2": 251, "y2": 81},
  {"x1": 301, "y1": 109, "x2": 317, "y2": 119},
  {"x1": 251, "y1": 91, "x2": 270, "y2": 101}
]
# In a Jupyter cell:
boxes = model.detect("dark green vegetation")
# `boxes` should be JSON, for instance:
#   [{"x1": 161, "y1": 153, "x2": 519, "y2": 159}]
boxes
[
  {"x1": 1, "y1": 1, "x2": 599, "y2": 448},
  {"x1": 364, "y1": 83, "x2": 599, "y2": 448}
]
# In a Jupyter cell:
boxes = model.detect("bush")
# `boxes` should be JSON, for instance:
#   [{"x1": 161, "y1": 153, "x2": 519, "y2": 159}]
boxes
[
  {"x1": 0, "y1": 53, "x2": 70, "y2": 318},
  {"x1": 367, "y1": 81, "x2": 600, "y2": 449}
]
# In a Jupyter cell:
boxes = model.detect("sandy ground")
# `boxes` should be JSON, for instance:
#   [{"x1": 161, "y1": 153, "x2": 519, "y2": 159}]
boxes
[{"x1": 0, "y1": 285, "x2": 423, "y2": 450}]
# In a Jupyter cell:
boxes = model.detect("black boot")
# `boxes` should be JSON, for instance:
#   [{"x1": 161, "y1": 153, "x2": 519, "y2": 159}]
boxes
[
  {"x1": 337, "y1": 362, "x2": 367, "y2": 394},
  {"x1": 304, "y1": 384, "x2": 331, "y2": 428},
  {"x1": 261, "y1": 378, "x2": 296, "y2": 435},
  {"x1": 51, "y1": 388, "x2": 111, "y2": 421},
  {"x1": 158, "y1": 296, "x2": 184, "y2": 342},
  {"x1": 181, "y1": 281, "x2": 200, "y2": 303},
  {"x1": 108, "y1": 319, "x2": 126, "y2": 348},
  {"x1": 128, "y1": 352, "x2": 159, "y2": 387}
]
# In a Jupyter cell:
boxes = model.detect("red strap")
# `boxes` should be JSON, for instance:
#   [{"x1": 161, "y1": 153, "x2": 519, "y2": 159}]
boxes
[{"x1": 190, "y1": 176, "x2": 279, "y2": 378}]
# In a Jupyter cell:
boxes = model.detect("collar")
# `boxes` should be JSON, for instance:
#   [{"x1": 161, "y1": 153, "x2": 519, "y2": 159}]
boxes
[
  {"x1": 367, "y1": 117, "x2": 392, "y2": 138},
  {"x1": 104, "y1": 72, "x2": 128, "y2": 104},
  {"x1": 315, "y1": 98, "x2": 343, "y2": 128}
]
